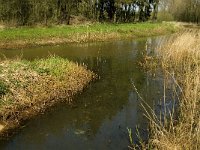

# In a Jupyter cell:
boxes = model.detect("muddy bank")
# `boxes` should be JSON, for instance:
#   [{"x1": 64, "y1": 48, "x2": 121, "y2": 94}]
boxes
[{"x1": 0, "y1": 56, "x2": 95, "y2": 136}]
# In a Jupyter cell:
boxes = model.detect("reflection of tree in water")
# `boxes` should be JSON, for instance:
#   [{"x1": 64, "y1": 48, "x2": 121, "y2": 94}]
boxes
[
  {"x1": 71, "y1": 56, "x2": 132, "y2": 137},
  {"x1": 70, "y1": 38, "x2": 163, "y2": 137},
  {"x1": 0, "y1": 37, "x2": 167, "y2": 149},
  {"x1": 131, "y1": 39, "x2": 147, "y2": 90},
  {"x1": 22, "y1": 54, "x2": 148, "y2": 140}
]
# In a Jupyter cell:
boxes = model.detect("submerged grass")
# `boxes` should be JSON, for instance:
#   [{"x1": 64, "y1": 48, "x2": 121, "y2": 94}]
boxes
[
  {"x1": 0, "y1": 22, "x2": 177, "y2": 49},
  {"x1": 138, "y1": 31, "x2": 200, "y2": 149},
  {"x1": 0, "y1": 56, "x2": 95, "y2": 135}
]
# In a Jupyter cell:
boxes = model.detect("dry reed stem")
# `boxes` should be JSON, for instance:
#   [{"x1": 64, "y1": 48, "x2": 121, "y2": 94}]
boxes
[{"x1": 148, "y1": 31, "x2": 200, "y2": 150}]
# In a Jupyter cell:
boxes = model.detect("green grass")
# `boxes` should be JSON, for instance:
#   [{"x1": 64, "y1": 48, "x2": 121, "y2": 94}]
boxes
[
  {"x1": 0, "y1": 22, "x2": 178, "y2": 49},
  {"x1": 29, "y1": 57, "x2": 70, "y2": 78},
  {"x1": 0, "y1": 23, "x2": 175, "y2": 39}
]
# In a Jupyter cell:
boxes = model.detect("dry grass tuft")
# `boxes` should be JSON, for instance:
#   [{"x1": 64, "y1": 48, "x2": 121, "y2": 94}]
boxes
[
  {"x1": 147, "y1": 31, "x2": 200, "y2": 150},
  {"x1": 0, "y1": 56, "x2": 95, "y2": 135}
]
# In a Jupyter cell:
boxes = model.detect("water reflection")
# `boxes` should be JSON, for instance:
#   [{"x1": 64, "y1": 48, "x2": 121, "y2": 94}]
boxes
[{"x1": 0, "y1": 38, "x2": 165, "y2": 150}]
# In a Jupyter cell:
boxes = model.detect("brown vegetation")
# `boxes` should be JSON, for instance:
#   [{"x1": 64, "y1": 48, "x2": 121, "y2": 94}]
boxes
[
  {"x1": 0, "y1": 56, "x2": 95, "y2": 136},
  {"x1": 0, "y1": 32, "x2": 121, "y2": 49},
  {"x1": 146, "y1": 31, "x2": 200, "y2": 149}
]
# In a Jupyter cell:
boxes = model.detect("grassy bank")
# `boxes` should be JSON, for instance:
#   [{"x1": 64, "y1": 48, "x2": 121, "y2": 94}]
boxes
[
  {"x1": 141, "y1": 31, "x2": 200, "y2": 149},
  {"x1": 0, "y1": 56, "x2": 95, "y2": 135},
  {"x1": 0, "y1": 22, "x2": 177, "y2": 49}
]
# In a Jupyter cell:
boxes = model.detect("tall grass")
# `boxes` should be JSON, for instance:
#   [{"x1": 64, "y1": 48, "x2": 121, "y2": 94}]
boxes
[{"x1": 146, "y1": 31, "x2": 200, "y2": 149}]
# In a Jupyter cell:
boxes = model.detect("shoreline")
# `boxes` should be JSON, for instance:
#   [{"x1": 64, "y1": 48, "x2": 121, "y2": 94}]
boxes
[
  {"x1": 0, "y1": 22, "x2": 179, "y2": 140},
  {"x1": 0, "y1": 57, "x2": 96, "y2": 137},
  {"x1": 0, "y1": 22, "x2": 178, "y2": 50}
]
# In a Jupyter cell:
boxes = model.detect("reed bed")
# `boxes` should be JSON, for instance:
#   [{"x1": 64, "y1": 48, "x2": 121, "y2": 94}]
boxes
[
  {"x1": 0, "y1": 56, "x2": 95, "y2": 135},
  {"x1": 145, "y1": 31, "x2": 200, "y2": 149}
]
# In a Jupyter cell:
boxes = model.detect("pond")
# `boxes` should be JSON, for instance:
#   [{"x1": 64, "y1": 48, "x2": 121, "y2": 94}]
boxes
[{"x1": 0, "y1": 37, "x2": 166, "y2": 150}]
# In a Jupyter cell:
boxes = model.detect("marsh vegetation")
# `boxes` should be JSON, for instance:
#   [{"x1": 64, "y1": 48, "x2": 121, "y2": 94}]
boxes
[
  {"x1": 136, "y1": 31, "x2": 200, "y2": 150},
  {"x1": 0, "y1": 56, "x2": 95, "y2": 135}
]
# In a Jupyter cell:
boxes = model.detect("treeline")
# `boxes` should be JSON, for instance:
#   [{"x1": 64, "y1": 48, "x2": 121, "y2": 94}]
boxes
[
  {"x1": 172, "y1": 0, "x2": 200, "y2": 23},
  {"x1": 0, "y1": 0, "x2": 159, "y2": 26},
  {"x1": 160, "y1": 0, "x2": 200, "y2": 24}
]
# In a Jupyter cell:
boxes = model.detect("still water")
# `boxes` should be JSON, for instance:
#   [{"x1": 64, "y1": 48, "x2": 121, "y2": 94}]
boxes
[{"x1": 0, "y1": 38, "x2": 165, "y2": 150}]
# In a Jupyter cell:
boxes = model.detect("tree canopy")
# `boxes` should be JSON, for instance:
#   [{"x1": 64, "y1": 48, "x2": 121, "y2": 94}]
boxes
[
  {"x1": 159, "y1": 0, "x2": 200, "y2": 24},
  {"x1": 0, "y1": 0, "x2": 160, "y2": 26}
]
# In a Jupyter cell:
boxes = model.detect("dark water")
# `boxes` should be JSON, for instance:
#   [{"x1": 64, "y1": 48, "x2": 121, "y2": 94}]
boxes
[{"x1": 0, "y1": 38, "x2": 165, "y2": 150}]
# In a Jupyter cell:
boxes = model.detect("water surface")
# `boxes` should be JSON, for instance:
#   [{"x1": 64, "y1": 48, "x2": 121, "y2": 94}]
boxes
[{"x1": 0, "y1": 38, "x2": 165, "y2": 150}]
